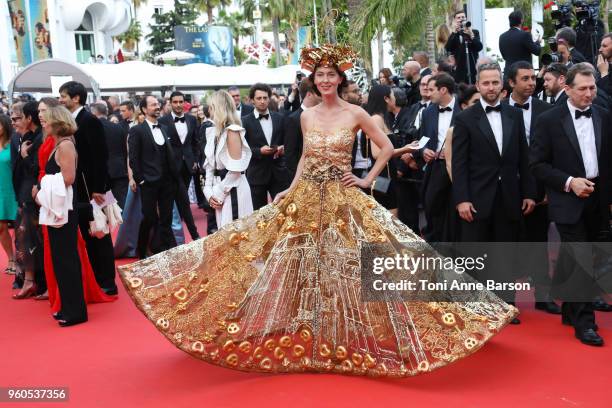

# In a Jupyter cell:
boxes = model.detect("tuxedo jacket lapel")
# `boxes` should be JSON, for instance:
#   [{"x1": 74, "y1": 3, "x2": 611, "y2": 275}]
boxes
[
  {"x1": 592, "y1": 108, "x2": 602, "y2": 157},
  {"x1": 476, "y1": 105, "x2": 500, "y2": 157},
  {"x1": 560, "y1": 104, "x2": 585, "y2": 164},
  {"x1": 500, "y1": 105, "x2": 514, "y2": 156},
  {"x1": 272, "y1": 113, "x2": 282, "y2": 145}
]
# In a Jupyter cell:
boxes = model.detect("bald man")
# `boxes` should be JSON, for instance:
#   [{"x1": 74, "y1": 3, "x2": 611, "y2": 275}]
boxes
[{"x1": 402, "y1": 60, "x2": 423, "y2": 106}]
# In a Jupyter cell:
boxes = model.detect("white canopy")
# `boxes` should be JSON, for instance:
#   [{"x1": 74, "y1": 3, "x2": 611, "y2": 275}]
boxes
[
  {"x1": 8, "y1": 59, "x2": 305, "y2": 98},
  {"x1": 155, "y1": 50, "x2": 196, "y2": 61}
]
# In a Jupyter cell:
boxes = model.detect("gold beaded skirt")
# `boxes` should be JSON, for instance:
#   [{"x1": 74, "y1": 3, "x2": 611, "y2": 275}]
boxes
[{"x1": 119, "y1": 174, "x2": 517, "y2": 377}]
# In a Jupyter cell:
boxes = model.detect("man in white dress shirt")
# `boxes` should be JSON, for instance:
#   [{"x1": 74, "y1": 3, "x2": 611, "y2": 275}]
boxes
[{"x1": 530, "y1": 63, "x2": 612, "y2": 346}]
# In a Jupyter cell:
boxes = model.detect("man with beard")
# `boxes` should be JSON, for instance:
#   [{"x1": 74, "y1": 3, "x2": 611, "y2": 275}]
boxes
[
  {"x1": 129, "y1": 96, "x2": 179, "y2": 259},
  {"x1": 401, "y1": 60, "x2": 423, "y2": 106},
  {"x1": 453, "y1": 64, "x2": 536, "y2": 323},
  {"x1": 596, "y1": 33, "x2": 612, "y2": 96}
]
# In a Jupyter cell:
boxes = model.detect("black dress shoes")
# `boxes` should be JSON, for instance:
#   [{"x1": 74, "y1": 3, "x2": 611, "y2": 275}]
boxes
[
  {"x1": 592, "y1": 299, "x2": 612, "y2": 312},
  {"x1": 575, "y1": 328, "x2": 604, "y2": 346},
  {"x1": 102, "y1": 286, "x2": 119, "y2": 296},
  {"x1": 535, "y1": 301, "x2": 562, "y2": 314},
  {"x1": 562, "y1": 315, "x2": 598, "y2": 331},
  {"x1": 58, "y1": 318, "x2": 88, "y2": 327},
  {"x1": 510, "y1": 317, "x2": 521, "y2": 325}
]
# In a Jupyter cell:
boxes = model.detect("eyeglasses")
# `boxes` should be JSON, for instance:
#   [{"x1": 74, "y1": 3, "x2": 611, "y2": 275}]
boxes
[{"x1": 10, "y1": 116, "x2": 22, "y2": 122}]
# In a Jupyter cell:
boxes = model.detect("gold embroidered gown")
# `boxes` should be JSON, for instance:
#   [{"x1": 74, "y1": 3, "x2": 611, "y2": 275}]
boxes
[{"x1": 119, "y1": 127, "x2": 517, "y2": 377}]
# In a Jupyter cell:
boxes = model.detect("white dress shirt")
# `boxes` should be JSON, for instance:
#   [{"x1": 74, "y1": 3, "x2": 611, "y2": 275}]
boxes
[
  {"x1": 510, "y1": 94, "x2": 532, "y2": 143},
  {"x1": 172, "y1": 112, "x2": 188, "y2": 144},
  {"x1": 254, "y1": 110, "x2": 273, "y2": 145},
  {"x1": 146, "y1": 119, "x2": 165, "y2": 146},
  {"x1": 71, "y1": 106, "x2": 84, "y2": 119},
  {"x1": 436, "y1": 97, "x2": 455, "y2": 152},
  {"x1": 415, "y1": 100, "x2": 430, "y2": 130},
  {"x1": 354, "y1": 130, "x2": 371, "y2": 170},
  {"x1": 564, "y1": 101, "x2": 599, "y2": 191},
  {"x1": 480, "y1": 98, "x2": 503, "y2": 154}
]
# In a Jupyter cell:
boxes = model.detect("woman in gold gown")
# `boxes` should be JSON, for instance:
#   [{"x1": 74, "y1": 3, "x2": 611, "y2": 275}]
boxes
[{"x1": 119, "y1": 45, "x2": 517, "y2": 377}]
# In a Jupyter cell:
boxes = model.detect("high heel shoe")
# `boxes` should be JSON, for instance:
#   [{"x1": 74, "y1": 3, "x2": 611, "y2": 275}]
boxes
[
  {"x1": 34, "y1": 291, "x2": 49, "y2": 300},
  {"x1": 58, "y1": 318, "x2": 87, "y2": 327},
  {"x1": 13, "y1": 279, "x2": 36, "y2": 299}
]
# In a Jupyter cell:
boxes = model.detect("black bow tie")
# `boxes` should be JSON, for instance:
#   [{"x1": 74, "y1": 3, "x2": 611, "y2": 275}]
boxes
[
  {"x1": 258, "y1": 113, "x2": 270, "y2": 120},
  {"x1": 438, "y1": 106, "x2": 452, "y2": 113},
  {"x1": 174, "y1": 116, "x2": 185, "y2": 123},
  {"x1": 420, "y1": 103, "x2": 428, "y2": 109},
  {"x1": 514, "y1": 103, "x2": 530, "y2": 110},
  {"x1": 575, "y1": 108, "x2": 592, "y2": 119},
  {"x1": 485, "y1": 105, "x2": 502, "y2": 113},
  {"x1": 152, "y1": 124, "x2": 160, "y2": 129}
]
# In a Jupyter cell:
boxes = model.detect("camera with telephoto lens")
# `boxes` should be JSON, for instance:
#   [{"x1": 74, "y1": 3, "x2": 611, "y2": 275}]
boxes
[
  {"x1": 572, "y1": 0, "x2": 600, "y2": 24},
  {"x1": 550, "y1": 1, "x2": 573, "y2": 29}
]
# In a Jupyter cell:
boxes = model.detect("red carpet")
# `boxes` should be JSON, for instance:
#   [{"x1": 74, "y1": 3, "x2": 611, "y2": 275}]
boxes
[{"x1": 1, "y1": 206, "x2": 610, "y2": 407}]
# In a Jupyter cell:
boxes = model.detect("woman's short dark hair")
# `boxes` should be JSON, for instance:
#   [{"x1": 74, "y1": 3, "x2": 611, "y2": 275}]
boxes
[
  {"x1": 249, "y1": 83, "x2": 272, "y2": 100},
  {"x1": 308, "y1": 65, "x2": 348, "y2": 97},
  {"x1": 364, "y1": 84, "x2": 391, "y2": 116},
  {"x1": 457, "y1": 84, "x2": 479, "y2": 106},
  {"x1": 379, "y1": 68, "x2": 393, "y2": 81}
]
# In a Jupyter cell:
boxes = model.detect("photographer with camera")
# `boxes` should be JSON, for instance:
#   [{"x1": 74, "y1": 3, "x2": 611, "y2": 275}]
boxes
[
  {"x1": 557, "y1": 27, "x2": 588, "y2": 64},
  {"x1": 445, "y1": 10, "x2": 483, "y2": 85},
  {"x1": 499, "y1": 11, "x2": 542, "y2": 79},
  {"x1": 573, "y1": 0, "x2": 604, "y2": 65},
  {"x1": 283, "y1": 72, "x2": 304, "y2": 113}
]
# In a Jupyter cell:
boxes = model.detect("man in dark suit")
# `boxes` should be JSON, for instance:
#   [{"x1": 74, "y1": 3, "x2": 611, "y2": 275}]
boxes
[
  {"x1": 284, "y1": 77, "x2": 321, "y2": 179},
  {"x1": 453, "y1": 64, "x2": 536, "y2": 323},
  {"x1": 542, "y1": 63, "x2": 568, "y2": 104},
  {"x1": 159, "y1": 91, "x2": 200, "y2": 240},
  {"x1": 228, "y1": 86, "x2": 254, "y2": 117},
  {"x1": 118, "y1": 100, "x2": 135, "y2": 133},
  {"x1": 418, "y1": 73, "x2": 461, "y2": 241},
  {"x1": 445, "y1": 10, "x2": 483, "y2": 84},
  {"x1": 556, "y1": 27, "x2": 587, "y2": 64},
  {"x1": 596, "y1": 33, "x2": 612, "y2": 96},
  {"x1": 499, "y1": 10, "x2": 542, "y2": 79},
  {"x1": 128, "y1": 96, "x2": 179, "y2": 259},
  {"x1": 91, "y1": 102, "x2": 129, "y2": 209},
  {"x1": 243, "y1": 83, "x2": 289, "y2": 210},
  {"x1": 503, "y1": 61, "x2": 559, "y2": 314},
  {"x1": 530, "y1": 63, "x2": 612, "y2": 346},
  {"x1": 413, "y1": 51, "x2": 432, "y2": 77},
  {"x1": 59, "y1": 81, "x2": 117, "y2": 295}
]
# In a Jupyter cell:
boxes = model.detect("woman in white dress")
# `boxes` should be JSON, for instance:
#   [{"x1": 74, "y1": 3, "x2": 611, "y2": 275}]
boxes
[{"x1": 203, "y1": 91, "x2": 253, "y2": 228}]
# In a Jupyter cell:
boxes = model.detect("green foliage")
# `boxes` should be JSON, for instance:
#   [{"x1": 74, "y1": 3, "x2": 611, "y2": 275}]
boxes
[{"x1": 146, "y1": 0, "x2": 198, "y2": 55}]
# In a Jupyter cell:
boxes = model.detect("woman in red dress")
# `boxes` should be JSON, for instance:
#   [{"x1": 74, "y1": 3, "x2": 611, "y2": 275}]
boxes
[{"x1": 36, "y1": 99, "x2": 115, "y2": 320}]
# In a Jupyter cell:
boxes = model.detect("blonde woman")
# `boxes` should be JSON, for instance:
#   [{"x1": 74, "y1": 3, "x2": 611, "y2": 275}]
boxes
[{"x1": 203, "y1": 91, "x2": 252, "y2": 227}]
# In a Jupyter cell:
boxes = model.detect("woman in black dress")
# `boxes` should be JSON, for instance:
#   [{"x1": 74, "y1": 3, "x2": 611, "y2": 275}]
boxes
[{"x1": 37, "y1": 105, "x2": 86, "y2": 327}]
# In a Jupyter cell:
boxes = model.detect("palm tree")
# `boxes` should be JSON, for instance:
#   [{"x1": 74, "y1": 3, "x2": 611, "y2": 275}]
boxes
[
  {"x1": 217, "y1": 10, "x2": 255, "y2": 48},
  {"x1": 190, "y1": 0, "x2": 231, "y2": 24}
]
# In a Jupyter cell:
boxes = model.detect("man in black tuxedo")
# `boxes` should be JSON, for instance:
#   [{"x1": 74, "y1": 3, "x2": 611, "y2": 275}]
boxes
[
  {"x1": 499, "y1": 10, "x2": 542, "y2": 79},
  {"x1": 284, "y1": 77, "x2": 321, "y2": 179},
  {"x1": 542, "y1": 63, "x2": 568, "y2": 104},
  {"x1": 445, "y1": 10, "x2": 483, "y2": 84},
  {"x1": 91, "y1": 102, "x2": 129, "y2": 209},
  {"x1": 453, "y1": 64, "x2": 536, "y2": 323},
  {"x1": 530, "y1": 63, "x2": 612, "y2": 346},
  {"x1": 228, "y1": 86, "x2": 254, "y2": 117},
  {"x1": 413, "y1": 51, "x2": 432, "y2": 77},
  {"x1": 243, "y1": 83, "x2": 289, "y2": 210},
  {"x1": 59, "y1": 81, "x2": 117, "y2": 295},
  {"x1": 129, "y1": 96, "x2": 179, "y2": 259},
  {"x1": 159, "y1": 91, "x2": 200, "y2": 240},
  {"x1": 118, "y1": 100, "x2": 135, "y2": 133},
  {"x1": 418, "y1": 73, "x2": 461, "y2": 241},
  {"x1": 503, "y1": 61, "x2": 559, "y2": 314}
]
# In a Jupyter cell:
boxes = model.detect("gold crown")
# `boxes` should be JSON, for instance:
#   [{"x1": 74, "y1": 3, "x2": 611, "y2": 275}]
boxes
[{"x1": 299, "y1": 44, "x2": 358, "y2": 73}]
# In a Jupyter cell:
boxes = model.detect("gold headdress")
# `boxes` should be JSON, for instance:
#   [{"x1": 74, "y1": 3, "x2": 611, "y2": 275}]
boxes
[{"x1": 299, "y1": 44, "x2": 358, "y2": 73}]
